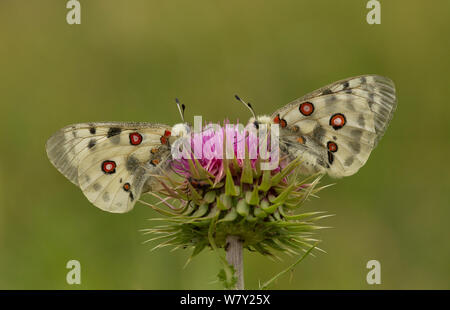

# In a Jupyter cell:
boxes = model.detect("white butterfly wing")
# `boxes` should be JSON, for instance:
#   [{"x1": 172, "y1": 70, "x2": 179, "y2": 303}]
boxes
[
  {"x1": 46, "y1": 122, "x2": 173, "y2": 213},
  {"x1": 272, "y1": 75, "x2": 396, "y2": 177}
]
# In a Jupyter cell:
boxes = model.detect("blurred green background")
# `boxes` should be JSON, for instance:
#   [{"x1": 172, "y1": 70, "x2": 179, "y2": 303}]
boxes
[{"x1": 1, "y1": 0, "x2": 449, "y2": 289}]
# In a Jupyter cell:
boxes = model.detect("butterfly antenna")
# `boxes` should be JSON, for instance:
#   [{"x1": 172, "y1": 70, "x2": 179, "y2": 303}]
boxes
[
  {"x1": 235, "y1": 95, "x2": 257, "y2": 119},
  {"x1": 175, "y1": 98, "x2": 186, "y2": 123}
]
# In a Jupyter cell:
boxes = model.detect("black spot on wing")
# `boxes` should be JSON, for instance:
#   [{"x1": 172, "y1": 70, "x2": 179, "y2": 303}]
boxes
[
  {"x1": 107, "y1": 127, "x2": 122, "y2": 138},
  {"x1": 88, "y1": 139, "x2": 96, "y2": 149},
  {"x1": 89, "y1": 127, "x2": 96, "y2": 134},
  {"x1": 321, "y1": 89, "x2": 333, "y2": 95},
  {"x1": 327, "y1": 151, "x2": 334, "y2": 164}
]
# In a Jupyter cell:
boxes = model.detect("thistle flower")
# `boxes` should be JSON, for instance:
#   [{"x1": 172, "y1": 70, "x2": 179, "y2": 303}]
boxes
[{"x1": 140, "y1": 122, "x2": 330, "y2": 289}]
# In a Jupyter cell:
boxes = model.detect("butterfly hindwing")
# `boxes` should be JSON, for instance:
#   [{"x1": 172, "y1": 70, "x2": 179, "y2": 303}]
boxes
[
  {"x1": 46, "y1": 122, "x2": 173, "y2": 213},
  {"x1": 272, "y1": 75, "x2": 396, "y2": 177}
]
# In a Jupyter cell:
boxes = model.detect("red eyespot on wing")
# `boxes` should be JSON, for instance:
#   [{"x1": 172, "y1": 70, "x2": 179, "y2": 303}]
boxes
[
  {"x1": 129, "y1": 132, "x2": 143, "y2": 145},
  {"x1": 101, "y1": 160, "x2": 116, "y2": 174},
  {"x1": 123, "y1": 183, "x2": 131, "y2": 192},
  {"x1": 299, "y1": 102, "x2": 314, "y2": 116},
  {"x1": 327, "y1": 141, "x2": 338, "y2": 152},
  {"x1": 160, "y1": 130, "x2": 171, "y2": 144},
  {"x1": 329, "y1": 113, "x2": 346, "y2": 130},
  {"x1": 273, "y1": 115, "x2": 287, "y2": 127},
  {"x1": 151, "y1": 159, "x2": 160, "y2": 166}
]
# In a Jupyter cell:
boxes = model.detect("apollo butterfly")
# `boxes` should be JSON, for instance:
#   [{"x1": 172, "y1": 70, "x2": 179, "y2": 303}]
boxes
[
  {"x1": 247, "y1": 74, "x2": 397, "y2": 178},
  {"x1": 46, "y1": 99, "x2": 190, "y2": 213}
]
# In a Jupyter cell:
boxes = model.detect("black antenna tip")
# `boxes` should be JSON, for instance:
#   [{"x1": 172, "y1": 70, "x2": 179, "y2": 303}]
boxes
[
  {"x1": 175, "y1": 98, "x2": 180, "y2": 104},
  {"x1": 181, "y1": 103, "x2": 186, "y2": 111},
  {"x1": 247, "y1": 103, "x2": 253, "y2": 108},
  {"x1": 234, "y1": 95, "x2": 241, "y2": 101}
]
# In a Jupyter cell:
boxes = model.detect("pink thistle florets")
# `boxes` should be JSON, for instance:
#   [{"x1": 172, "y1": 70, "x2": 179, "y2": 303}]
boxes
[{"x1": 170, "y1": 121, "x2": 282, "y2": 184}]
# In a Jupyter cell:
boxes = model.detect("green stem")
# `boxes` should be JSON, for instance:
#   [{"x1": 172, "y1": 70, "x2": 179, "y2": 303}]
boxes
[{"x1": 226, "y1": 235, "x2": 244, "y2": 290}]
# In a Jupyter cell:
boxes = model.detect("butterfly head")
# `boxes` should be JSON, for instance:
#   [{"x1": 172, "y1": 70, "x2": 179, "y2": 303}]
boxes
[
  {"x1": 248, "y1": 115, "x2": 272, "y2": 129},
  {"x1": 171, "y1": 123, "x2": 191, "y2": 137},
  {"x1": 172, "y1": 98, "x2": 192, "y2": 137}
]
